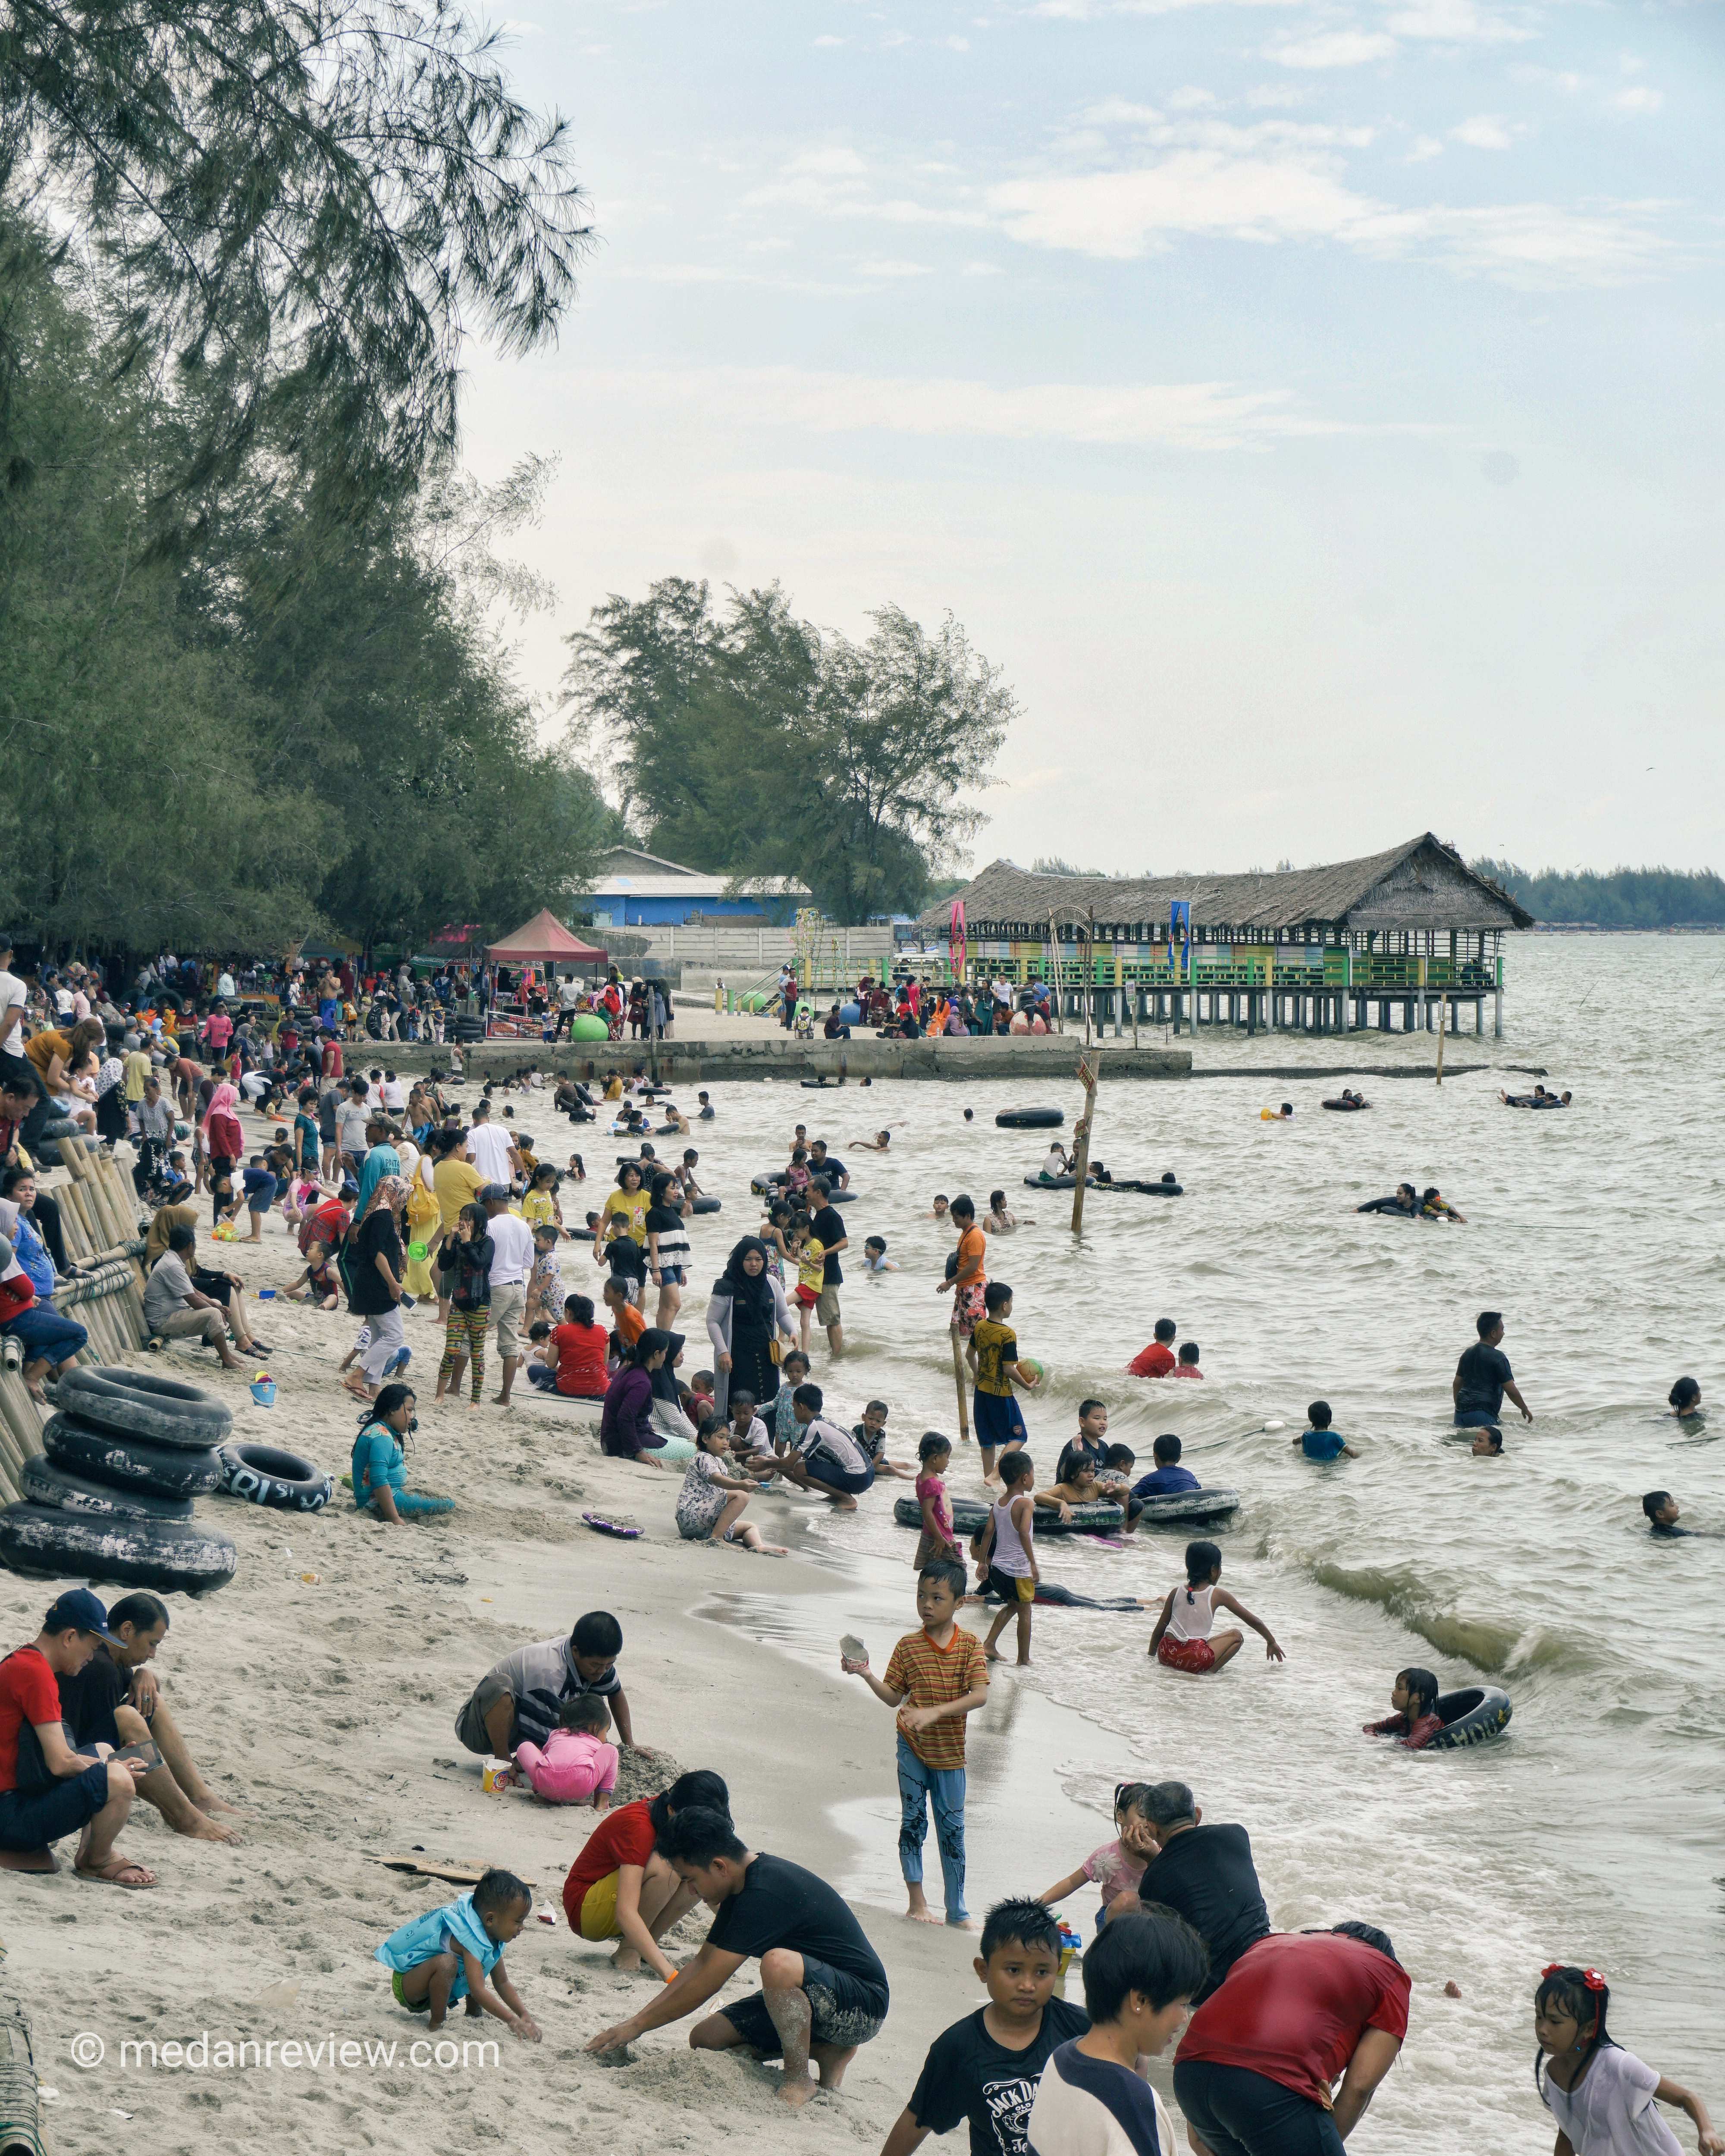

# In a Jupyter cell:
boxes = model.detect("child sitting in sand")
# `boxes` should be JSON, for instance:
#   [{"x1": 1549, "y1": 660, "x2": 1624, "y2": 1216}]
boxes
[
  {"x1": 374, "y1": 1866, "x2": 540, "y2": 2039},
  {"x1": 1148, "y1": 1541, "x2": 1283, "y2": 1676},
  {"x1": 512, "y1": 1694, "x2": 619, "y2": 1807},
  {"x1": 675, "y1": 1418, "x2": 787, "y2": 1555},
  {"x1": 1037, "y1": 1780, "x2": 1159, "y2": 1928},
  {"x1": 853, "y1": 1399, "x2": 919, "y2": 1481}
]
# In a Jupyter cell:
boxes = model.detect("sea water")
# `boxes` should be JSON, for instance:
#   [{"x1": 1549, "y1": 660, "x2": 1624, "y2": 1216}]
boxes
[{"x1": 681, "y1": 933, "x2": 1725, "y2": 2150}]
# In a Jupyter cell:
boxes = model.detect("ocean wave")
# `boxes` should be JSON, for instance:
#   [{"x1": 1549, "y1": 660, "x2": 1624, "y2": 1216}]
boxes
[{"x1": 1308, "y1": 1561, "x2": 1581, "y2": 1677}]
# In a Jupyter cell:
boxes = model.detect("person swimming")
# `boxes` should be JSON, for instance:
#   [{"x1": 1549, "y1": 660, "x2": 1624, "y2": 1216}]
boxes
[
  {"x1": 1643, "y1": 1490, "x2": 1697, "y2": 1538},
  {"x1": 1321, "y1": 1090, "x2": 1370, "y2": 1110},
  {"x1": 1669, "y1": 1376, "x2": 1703, "y2": 1422},
  {"x1": 1357, "y1": 1184, "x2": 1420, "y2": 1216},
  {"x1": 1260, "y1": 1103, "x2": 1294, "y2": 1121},
  {"x1": 1421, "y1": 1187, "x2": 1466, "y2": 1222}
]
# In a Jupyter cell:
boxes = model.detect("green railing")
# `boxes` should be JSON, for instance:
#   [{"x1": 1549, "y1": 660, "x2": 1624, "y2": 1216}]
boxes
[{"x1": 965, "y1": 954, "x2": 1499, "y2": 991}]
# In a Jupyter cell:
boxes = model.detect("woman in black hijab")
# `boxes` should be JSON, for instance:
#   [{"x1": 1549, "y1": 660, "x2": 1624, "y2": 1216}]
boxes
[{"x1": 704, "y1": 1235, "x2": 794, "y2": 1418}]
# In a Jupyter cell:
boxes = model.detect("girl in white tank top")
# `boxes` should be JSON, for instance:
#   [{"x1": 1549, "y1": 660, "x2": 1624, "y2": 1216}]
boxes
[{"x1": 1166, "y1": 1582, "x2": 1215, "y2": 1642}]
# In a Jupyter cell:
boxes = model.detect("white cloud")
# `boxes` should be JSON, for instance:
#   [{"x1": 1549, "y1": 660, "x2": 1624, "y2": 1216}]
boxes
[
  {"x1": 1407, "y1": 135, "x2": 1445, "y2": 162},
  {"x1": 1386, "y1": 0, "x2": 1534, "y2": 42},
  {"x1": 853, "y1": 256, "x2": 935, "y2": 276},
  {"x1": 1452, "y1": 114, "x2": 1515, "y2": 149},
  {"x1": 1269, "y1": 29, "x2": 1397, "y2": 67},
  {"x1": 1167, "y1": 86, "x2": 1218, "y2": 109},
  {"x1": 813, "y1": 32, "x2": 847, "y2": 44},
  {"x1": 552, "y1": 363, "x2": 1370, "y2": 451},
  {"x1": 1614, "y1": 86, "x2": 1663, "y2": 115},
  {"x1": 943, "y1": 34, "x2": 973, "y2": 48},
  {"x1": 960, "y1": 259, "x2": 1006, "y2": 274},
  {"x1": 1245, "y1": 84, "x2": 1308, "y2": 106},
  {"x1": 986, "y1": 155, "x2": 1670, "y2": 284}
]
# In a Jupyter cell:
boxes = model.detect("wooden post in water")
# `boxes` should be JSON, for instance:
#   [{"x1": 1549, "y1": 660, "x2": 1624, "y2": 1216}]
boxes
[
  {"x1": 1070, "y1": 1055, "x2": 1099, "y2": 1234},
  {"x1": 1436, "y1": 981, "x2": 1446, "y2": 1084}
]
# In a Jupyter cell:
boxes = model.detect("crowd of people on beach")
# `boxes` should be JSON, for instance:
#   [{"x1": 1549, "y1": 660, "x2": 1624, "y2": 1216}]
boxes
[{"x1": 0, "y1": 934, "x2": 1711, "y2": 2154}]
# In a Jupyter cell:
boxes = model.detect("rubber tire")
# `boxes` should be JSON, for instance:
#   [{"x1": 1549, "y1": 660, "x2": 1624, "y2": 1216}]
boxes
[
  {"x1": 20, "y1": 1454, "x2": 194, "y2": 1523},
  {"x1": 216, "y1": 1442, "x2": 334, "y2": 1513},
  {"x1": 0, "y1": 1501, "x2": 237, "y2": 1596},
  {"x1": 43, "y1": 1414, "x2": 224, "y2": 1498},
  {"x1": 996, "y1": 1108, "x2": 1064, "y2": 1129},
  {"x1": 56, "y1": 1367, "x2": 231, "y2": 1451},
  {"x1": 1426, "y1": 1686, "x2": 1513, "y2": 1750},
  {"x1": 690, "y1": 1196, "x2": 721, "y2": 1215}
]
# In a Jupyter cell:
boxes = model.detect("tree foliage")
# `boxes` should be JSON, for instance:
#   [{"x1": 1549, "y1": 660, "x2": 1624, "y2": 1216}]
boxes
[
  {"x1": 0, "y1": 216, "x2": 602, "y2": 957},
  {"x1": 1471, "y1": 860, "x2": 1725, "y2": 930},
  {"x1": 0, "y1": 0, "x2": 589, "y2": 535},
  {"x1": 562, "y1": 578, "x2": 1017, "y2": 923}
]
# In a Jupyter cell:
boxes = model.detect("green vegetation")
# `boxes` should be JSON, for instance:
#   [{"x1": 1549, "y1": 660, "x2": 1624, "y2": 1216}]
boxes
[
  {"x1": 1474, "y1": 861, "x2": 1725, "y2": 929},
  {"x1": 562, "y1": 577, "x2": 1018, "y2": 924},
  {"x1": 0, "y1": 218, "x2": 603, "y2": 957}
]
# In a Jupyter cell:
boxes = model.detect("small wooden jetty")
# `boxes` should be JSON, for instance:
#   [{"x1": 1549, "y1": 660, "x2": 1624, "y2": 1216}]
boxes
[{"x1": 921, "y1": 833, "x2": 1532, "y2": 1039}]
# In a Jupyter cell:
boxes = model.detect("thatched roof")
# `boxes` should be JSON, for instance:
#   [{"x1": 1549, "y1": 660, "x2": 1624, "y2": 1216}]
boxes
[{"x1": 921, "y1": 834, "x2": 1534, "y2": 937}]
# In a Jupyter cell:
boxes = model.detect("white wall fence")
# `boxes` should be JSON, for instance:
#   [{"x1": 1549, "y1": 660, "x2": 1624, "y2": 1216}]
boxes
[{"x1": 620, "y1": 921, "x2": 895, "y2": 975}]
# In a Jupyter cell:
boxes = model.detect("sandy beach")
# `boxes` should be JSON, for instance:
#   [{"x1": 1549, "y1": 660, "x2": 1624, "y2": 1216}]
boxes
[{"x1": 0, "y1": 1084, "x2": 1136, "y2": 2156}]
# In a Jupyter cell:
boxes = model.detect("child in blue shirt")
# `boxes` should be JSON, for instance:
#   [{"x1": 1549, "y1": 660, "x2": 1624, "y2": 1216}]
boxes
[
  {"x1": 375, "y1": 1868, "x2": 540, "y2": 2038},
  {"x1": 1294, "y1": 1400, "x2": 1357, "y2": 1460},
  {"x1": 1133, "y1": 1433, "x2": 1200, "y2": 1498}
]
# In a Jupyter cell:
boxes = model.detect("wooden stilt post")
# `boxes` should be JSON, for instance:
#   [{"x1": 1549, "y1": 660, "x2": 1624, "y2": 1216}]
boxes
[{"x1": 1070, "y1": 1056, "x2": 1099, "y2": 1235}]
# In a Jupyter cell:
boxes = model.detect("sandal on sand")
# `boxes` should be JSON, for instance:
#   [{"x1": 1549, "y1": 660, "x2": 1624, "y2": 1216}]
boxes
[{"x1": 76, "y1": 1855, "x2": 156, "y2": 1889}]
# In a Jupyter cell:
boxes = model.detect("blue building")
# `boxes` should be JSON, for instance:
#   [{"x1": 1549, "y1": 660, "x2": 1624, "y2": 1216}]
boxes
[{"x1": 583, "y1": 846, "x2": 811, "y2": 929}]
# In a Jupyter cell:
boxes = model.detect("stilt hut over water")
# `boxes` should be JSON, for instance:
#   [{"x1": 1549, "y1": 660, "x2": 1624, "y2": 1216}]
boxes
[{"x1": 919, "y1": 833, "x2": 1534, "y2": 1038}]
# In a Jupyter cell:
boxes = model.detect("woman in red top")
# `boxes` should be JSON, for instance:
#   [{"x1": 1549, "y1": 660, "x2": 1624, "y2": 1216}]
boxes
[
  {"x1": 561, "y1": 1769, "x2": 725, "y2": 1977},
  {"x1": 536, "y1": 1293, "x2": 609, "y2": 1399},
  {"x1": 1362, "y1": 1667, "x2": 1445, "y2": 1752},
  {"x1": 202, "y1": 1081, "x2": 245, "y2": 1228}
]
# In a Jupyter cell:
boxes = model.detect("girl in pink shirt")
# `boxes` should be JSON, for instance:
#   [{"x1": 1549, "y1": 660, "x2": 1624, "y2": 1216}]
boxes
[{"x1": 511, "y1": 1695, "x2": 619, "y2": 1808}]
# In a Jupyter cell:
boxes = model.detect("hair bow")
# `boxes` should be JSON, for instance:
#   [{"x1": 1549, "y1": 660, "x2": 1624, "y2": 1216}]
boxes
[{"x1": 1542, "y1": 1963, "x2": 1606, "y2": 1990}]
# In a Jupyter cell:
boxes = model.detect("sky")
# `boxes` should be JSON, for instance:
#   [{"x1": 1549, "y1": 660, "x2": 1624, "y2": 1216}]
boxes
[{"x1": 458, "y1": 0, "x2": 1725, "y2": 880}]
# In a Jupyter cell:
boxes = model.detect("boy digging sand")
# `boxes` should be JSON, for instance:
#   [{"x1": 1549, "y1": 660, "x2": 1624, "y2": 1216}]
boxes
[
  {"x1": 843, "y1": 1559, "x2": 988, "y2": 1928},
  {"x1": 374, "y1": 1865, "x2": 541, "y2": 2039}
]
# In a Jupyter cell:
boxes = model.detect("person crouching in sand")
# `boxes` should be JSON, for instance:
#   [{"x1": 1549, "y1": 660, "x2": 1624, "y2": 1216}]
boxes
[
  {"x1": 1149, "y1": 1541, "x2": 1284, "y2": 1675},
  {"x1": 375, "y1": 1866, "x2": 540, "y2": 2039}
]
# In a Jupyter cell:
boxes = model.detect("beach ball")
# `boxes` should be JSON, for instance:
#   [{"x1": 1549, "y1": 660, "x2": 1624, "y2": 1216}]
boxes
[
  {"x1": 571, "y1": 1014, "x2": 610, "y2": 1041},
  {"x1": 1018, "y1": 1358, "x2": 1044, "y2": 1384}
]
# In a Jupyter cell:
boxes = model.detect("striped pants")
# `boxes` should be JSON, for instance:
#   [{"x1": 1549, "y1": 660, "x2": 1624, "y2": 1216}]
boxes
[{"x1": 439, "y1": 1308, "x2": 488, "y2": 1401}]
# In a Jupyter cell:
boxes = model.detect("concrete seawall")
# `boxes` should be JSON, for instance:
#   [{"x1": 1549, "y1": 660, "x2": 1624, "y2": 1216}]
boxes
[{"x1": 373, "y1": 1035, "x2": 1192, "y2": 1085}]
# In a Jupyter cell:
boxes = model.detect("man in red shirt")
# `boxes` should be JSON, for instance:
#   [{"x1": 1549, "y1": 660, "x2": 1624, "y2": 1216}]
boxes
[
  {"x1": 1173, "y1": 1923, "x2": 1409, "y2": 2155},
  {"x1": 1127, "y1": 1319, "x2": 1178, "y2": 1378},
  {"x1": 0, "y1": 1589, "x2": 153, "y2": 1882},
  {"x1": 319, "y1": 1031, "x2": 344, "y2": 1081}
]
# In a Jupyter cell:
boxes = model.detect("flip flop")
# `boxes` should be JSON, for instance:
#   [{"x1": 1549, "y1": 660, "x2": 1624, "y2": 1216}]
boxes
[
  {"x1": 76, "y1": 1856, "x2": 155, "y2": 1889},
  {"x1": 582, "y1": 1512, "x2": 643, "y2": 1540}
]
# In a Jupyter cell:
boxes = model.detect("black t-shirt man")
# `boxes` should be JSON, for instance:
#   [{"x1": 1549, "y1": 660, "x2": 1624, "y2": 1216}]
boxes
[
  {"x1": 810, "y1": 1151, "x2": 848, "y2": 1188},
  {"x1": 56, "y1": 1642, "x2": 131, "y2": 1750},
  {"x1": 1455, "y1": 1342, "x2": 1513, "y2": 1420},
  {"x1": 807, "y1": 1200, "x2": 847, "y2": 1286},
  {"x1": 1136, "y1": 1821, "x2": 1270, "y2": 2005},
  {"x1": 907, "y1": 1998, "x2": 1090, "y2": 2156},
  {"x1": 706, "y1": 1851, "x2": 888, "y2": 2014}
]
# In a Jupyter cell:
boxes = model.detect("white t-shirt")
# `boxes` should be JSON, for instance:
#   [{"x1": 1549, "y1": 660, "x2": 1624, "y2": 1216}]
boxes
[
  {"x1": 1026, "y1": 2041, "x2": 1174, "y2": 2156},
  {"x1": 382, "y1": 1078, "x2": 407, "y2": 1111},
  {"x1": 0, "y1": 969, "x2": 28, "y2": 1059},
  {"x1": 467, "y1": 1122, "x2": 515, "y2": 1185},
  {"x1": 486, "y1": 1209, "x2": 534, "y2": 1287},
  {"x1": 559, "y1": 979, "x2": 581, "y2": 1011},
  {"x1": 1541, "y1": 2048, "x2": 1684, "y2": 2156}
]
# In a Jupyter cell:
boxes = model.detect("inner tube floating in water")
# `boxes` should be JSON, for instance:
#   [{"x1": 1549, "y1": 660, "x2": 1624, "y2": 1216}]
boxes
[
  {"x1": 1425, "y1": 1685, "x2": 1512, "y2": 1750},
  {"x1": 897, "y1": 1494, "x2": 1124, "y2": 1538},
  {"x1": 216, "y1": 1442, "x2": 335, "y2": 1513},
  {"x1": 1024, "y1": 1175, "x2": 1182, "y2": 1195},
  {"x1": 1321, "y1": 1098, "x2": 1370, "y2": 1111},
  {"x1": 0, "y1": 1502, "x2": 237, "y2": 1596},
  {"x1": 690, "y1": 1196, "x2": 721, "y2": 1215},
  {"x1": 1135, "y1": 1487, "x2": 1239, "y2": 1526},
  {"x1": 997, "y1": 1107, "x2": 1064, "y2": 1130}
]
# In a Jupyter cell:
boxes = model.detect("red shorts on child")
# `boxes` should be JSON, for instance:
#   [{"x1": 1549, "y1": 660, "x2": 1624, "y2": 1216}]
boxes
[
  {"x1": 795, "y1": 1285, "x2": 819, "y2": 1307},
  {"x1": 1158, "y1": 1635, "x2": 1217, "y2": 1674}
]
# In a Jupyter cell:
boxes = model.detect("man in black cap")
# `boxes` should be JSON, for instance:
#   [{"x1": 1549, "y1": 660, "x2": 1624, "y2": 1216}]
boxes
[{"x1": 0, "y1": 1588, "x2": 154, "y2": 1883}]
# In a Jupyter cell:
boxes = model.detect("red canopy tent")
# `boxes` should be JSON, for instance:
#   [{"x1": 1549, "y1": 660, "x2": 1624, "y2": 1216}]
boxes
[{"x1": 484, "y1": 911, "x2": 608, "y2": 970}]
